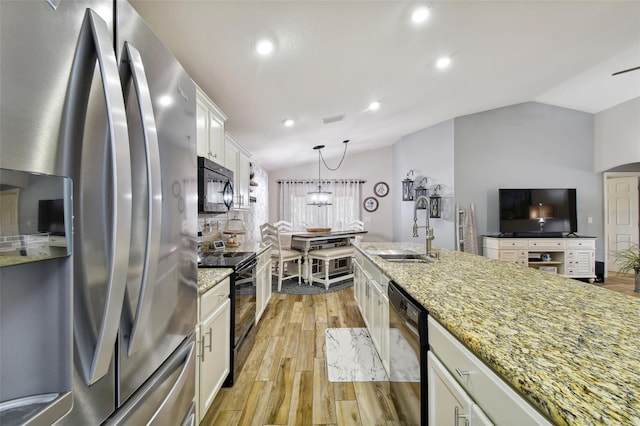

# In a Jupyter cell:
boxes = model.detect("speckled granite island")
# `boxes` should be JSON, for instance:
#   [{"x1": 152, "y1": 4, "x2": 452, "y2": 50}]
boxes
[{"x1": 357, "y1": 242, "x2": 640, "y2": 426}]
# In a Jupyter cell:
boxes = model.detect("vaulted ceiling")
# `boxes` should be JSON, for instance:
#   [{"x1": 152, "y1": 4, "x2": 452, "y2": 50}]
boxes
[{"x1": 130, "y1": 1, "x2": 640, "y2": 171}]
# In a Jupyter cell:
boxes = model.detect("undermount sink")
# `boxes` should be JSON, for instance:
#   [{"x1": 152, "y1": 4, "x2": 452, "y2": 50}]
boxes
[
  {"x1": 377, "y1": 253, "x2": 432, "y2": 263},
  {"x1": 366, "y1": 249, "x2": 433, "y2": 263},
  {"x1": 365, "y1": 249, "x2": 420, "y2": 256}
]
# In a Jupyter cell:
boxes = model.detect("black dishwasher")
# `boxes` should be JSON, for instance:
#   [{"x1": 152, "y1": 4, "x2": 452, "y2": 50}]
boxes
[{"x1": 388, "y1": 281, "x2": 428, "y2": 426}]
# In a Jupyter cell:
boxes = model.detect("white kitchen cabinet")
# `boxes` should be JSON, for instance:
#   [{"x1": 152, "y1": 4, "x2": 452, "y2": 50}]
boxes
[
  {"x1": 196, "y1": 277, "x2": 231, "y2": 422},
  {"x1": 237, "y1": 151, "x2": 251, "y2": 209},
  {"x1": 224, "y1": 133, "x2": 251, "y2": 210},
  {"x1": 353, "y1": 254, "x2": 363, "y2": 305},
  {"x1": 428, "y1": 316, "x2": 551, "y2": 425},
  {"x1": 256, "y1": 247, "x2": 272, "y2": 322},
  {"x1": 483, "y1": 237, "x2": 596, "y2": 281},
  {"x1": 370, "y1": 278, "x2": 389, "y2": 373},
  {"x1": 353, "y1": 253, "x2": 390, "y2": 374},
  {"x1": 196, "y1": 86, "x2": 227, "y2": 163},
  {"x1": 428, "y1": 351, "x2": 491, "y2": 426}
]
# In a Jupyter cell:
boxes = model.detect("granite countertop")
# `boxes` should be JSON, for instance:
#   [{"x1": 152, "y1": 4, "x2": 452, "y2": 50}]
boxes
[
  {"x1": 358, "y1": 241, "x2": 640, "y2": 426},
  {"x1": 196, "y1": 241, "x2": 271, "y2": 294}
]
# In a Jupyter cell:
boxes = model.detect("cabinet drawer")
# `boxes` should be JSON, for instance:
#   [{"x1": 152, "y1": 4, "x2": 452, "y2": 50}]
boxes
[
  {"x1": 566, "y1": 240, "x2": 595, "y2": 249},
  {"x1": 200, "y1": 277, "x2": 230, "y2": 320},
  {"x1": 528, "y1": 239, "x2": 566, "y2": 250},
  {"x1": 498, "y1": 239, "x2": 528, "y2": 249},
  {"x1": 428, "y1": 317, "x2": 551, "y2": 425}
]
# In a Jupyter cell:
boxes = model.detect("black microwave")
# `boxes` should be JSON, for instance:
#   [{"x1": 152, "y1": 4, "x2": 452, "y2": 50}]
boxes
[{"x1": 198, "y1": 156, "x2": 234, "y2": 213}]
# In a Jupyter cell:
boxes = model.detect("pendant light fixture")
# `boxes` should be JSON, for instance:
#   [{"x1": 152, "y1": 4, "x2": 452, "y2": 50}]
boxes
[
  {"x1": 308, "y1": 145, "x2": 333, "y2": 206},
  {"x1": 307, "y1": 140, "x2": 349, "y2": 206}
]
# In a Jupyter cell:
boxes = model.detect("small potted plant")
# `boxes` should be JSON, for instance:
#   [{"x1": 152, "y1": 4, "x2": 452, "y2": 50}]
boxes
[{"x1": 613, "y1": 242, "x2": 640, "y2": 293}]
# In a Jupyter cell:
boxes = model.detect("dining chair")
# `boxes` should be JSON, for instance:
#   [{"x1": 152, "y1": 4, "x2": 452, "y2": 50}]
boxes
[
  {"x1": 348, "y1": 220, "x2": 365, "y2": 245},
  {"x1": 273, "y1": 220, "x2": 294, "y2": 249},
  {"x1": 260, "y1": 222, "x2": 302, "y2": 291}
]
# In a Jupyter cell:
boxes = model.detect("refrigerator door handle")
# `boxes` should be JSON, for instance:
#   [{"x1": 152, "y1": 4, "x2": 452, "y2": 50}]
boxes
[
  {"x1": 120, "y1": 41, "x2": 162, "y2": 357},
  {"x1": 63, "y1": 10, "x2": 133, "y2": 385}
]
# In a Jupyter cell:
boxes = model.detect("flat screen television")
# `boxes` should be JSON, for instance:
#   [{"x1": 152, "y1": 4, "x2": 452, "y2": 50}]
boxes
[
  {"x1": 499, "y1": 188, "x2": 577, "y2": 236},
  {"x1": 38, "y1": 199, "x2": 66, "y2": 236}
]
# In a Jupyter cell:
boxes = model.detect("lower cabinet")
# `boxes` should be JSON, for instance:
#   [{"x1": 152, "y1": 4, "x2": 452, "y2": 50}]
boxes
[
  {"x1": 428, "y1": 351, "x2": 492, "y2": 425},
  {"x1": 353, "y1": 253, "x2": 390, "y2": 374},
  {"x1": 256, "y1": 247, "x2": 272, "y2": 322},
  {"x1": 196, "y1": 277, "x2": 231, "y2": 422},
  {"x1": 428, "y1": 316, "x2": 551, "y2": 425}
]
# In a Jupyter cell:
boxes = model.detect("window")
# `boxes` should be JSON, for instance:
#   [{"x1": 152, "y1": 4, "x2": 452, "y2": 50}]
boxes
[{"x1": 278, "y1": 179, "x2": 363, "y2": 231}]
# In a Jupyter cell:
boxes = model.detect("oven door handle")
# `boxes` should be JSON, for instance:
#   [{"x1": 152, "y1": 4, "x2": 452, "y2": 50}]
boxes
[{"x1": 236, "y1": 257, "x2": 258, "y2": 273}]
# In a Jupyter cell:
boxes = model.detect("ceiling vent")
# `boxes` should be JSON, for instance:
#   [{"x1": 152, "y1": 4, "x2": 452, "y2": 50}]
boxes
[{"x1": 322, "y1": 114, "x2": 345, "y2": 125}]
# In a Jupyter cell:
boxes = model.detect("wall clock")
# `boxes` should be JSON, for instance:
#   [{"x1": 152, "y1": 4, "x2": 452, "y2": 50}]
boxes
[
  {"x1": 374, "y1": 181, "x2": 389, "y2": 197},
  {"x1": 363, "y1": 197, "x2": 379, "y2": 212}
]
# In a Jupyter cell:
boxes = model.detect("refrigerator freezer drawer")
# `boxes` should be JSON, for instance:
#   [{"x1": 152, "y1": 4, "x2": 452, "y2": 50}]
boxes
[{"x1": 104, "y1": 334, "x2": 196, "y2": 426}]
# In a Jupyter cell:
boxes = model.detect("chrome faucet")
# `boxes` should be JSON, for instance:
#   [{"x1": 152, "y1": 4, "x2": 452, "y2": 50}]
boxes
[{"x1": 413, "y1": 195, "x2": 435, "y2": 257}]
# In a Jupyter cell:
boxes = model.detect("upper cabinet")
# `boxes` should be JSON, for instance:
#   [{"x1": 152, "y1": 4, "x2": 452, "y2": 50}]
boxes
[
  {"x1": 196, "y1": 86, "x2": 227, "y2": 164},
  {"x1": 225, "y1": 132, "x2": 251, "y2": 210}
]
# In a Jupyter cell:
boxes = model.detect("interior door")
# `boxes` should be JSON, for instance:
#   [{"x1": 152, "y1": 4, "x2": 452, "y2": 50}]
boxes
[{"x1": 606, "y1": 176, "x2": 640, "y2": 272}]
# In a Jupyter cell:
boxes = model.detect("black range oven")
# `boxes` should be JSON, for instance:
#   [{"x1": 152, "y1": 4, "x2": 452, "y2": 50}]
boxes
[{"x1": 198, "y1": 251, "x2": 257, "y2": 386}]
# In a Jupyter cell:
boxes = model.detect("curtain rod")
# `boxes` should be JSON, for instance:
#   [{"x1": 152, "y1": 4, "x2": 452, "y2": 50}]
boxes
[{"x1": 277, "y1": 179, "x2": 366, "y2": 184}]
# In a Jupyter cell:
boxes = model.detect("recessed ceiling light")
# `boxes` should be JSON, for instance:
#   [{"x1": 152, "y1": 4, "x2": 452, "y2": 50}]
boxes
[
  {"x1": 368, "y1": 101, "x2": 381, "y2": 111},
  {"x1": 411, "y1": 5, "x2": 431, "y2": 24},
  {"x1": 255, "y1": 39, "x2": 274, "y2": 56},
  {"x1": 436, "y1": 56, "x2": 451, "y2": 70},
  {"x1": 283, "y1": 119, "x2": 294, "y2": 127}
]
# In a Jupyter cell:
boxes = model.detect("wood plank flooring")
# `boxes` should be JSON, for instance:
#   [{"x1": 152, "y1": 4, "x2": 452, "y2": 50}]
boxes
[
  {"x1": 201, "y1": 287, "x2": 399, "y2": 426},
  {"x1": 201, "y1": 275, "x2": 638, "y2": 425},
  {"x1": 599, "y1": 273, "x2": 638, "y2": 298}
]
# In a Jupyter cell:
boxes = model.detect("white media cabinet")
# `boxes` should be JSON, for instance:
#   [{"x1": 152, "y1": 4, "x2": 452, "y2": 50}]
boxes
[{"x1": 483, "y1": 236, "x2": 596, "y2": 281}]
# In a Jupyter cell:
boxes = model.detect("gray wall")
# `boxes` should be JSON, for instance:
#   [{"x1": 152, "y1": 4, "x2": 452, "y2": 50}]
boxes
[
  {"x1": 268, "y1": 146, "x2": 394, "y2": 242},
  {"x1": 594, "y1": 97, "x2": 640, "y2": 172},
  {"x1": 453, "y1": 102, "x2": 603, "y2": 259},
  {"x1": 392, "y1": 119, "x2": 455, "y2": 249}
]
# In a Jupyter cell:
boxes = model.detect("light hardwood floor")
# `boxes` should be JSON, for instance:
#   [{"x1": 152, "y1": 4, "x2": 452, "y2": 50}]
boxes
[
  {"x1": 599, "y1": 273, "x2": 639, "y2": 298},
  {"x1": 201, "y1": 287, "x2": 399, "y2": 426},
  {"x1": 201, "y1": 275, "x2": 638, "y2": 425}
]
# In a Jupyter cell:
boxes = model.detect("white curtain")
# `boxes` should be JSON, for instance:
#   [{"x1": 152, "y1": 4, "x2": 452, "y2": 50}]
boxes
[{"x1": 278, "y1": 179, "x2": 363, "y2": 231}]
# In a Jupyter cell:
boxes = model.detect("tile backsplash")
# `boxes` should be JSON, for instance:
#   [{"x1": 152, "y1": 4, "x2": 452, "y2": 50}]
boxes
[{"x1": 197, "y1": 161, "x2": 269, "y2": 248}]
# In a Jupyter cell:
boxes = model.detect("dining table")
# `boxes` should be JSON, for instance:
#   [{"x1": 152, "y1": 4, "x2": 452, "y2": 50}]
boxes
[{"x1": 289, "y1": 229, "x2": 368, "y2": 283}]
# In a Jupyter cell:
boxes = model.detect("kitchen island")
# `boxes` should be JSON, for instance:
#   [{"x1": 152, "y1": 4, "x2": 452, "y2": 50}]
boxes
[{"x1": 357, "y1": 242, "x2": 640, "y2": 425}]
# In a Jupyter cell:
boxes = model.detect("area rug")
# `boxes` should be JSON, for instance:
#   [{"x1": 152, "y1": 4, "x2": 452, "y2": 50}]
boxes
[
  {"x1": 325, "y1": 328, "x2": 387, "y2": 382},
  {"x1": 271, "y1": 277, "x2": 353, "y2": 295},
  {"x1": 325, "y1": 328, "x2": 421, "y2": 382}
]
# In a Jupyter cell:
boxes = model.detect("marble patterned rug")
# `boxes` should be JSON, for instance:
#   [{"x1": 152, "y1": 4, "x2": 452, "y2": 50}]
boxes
[{"x1": 325, "y1": 328, "x2": 420, "y2": 382}]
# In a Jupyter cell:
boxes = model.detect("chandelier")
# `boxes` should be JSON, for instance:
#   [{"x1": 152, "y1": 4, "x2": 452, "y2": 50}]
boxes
[{"x1": 307, "y1": 140, "x2": 349, "y2": 206}]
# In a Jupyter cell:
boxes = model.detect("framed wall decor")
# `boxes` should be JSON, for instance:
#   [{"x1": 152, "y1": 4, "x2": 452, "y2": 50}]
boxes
[
  {"x1": 374, "y1": 181, "x2": 389, "y2": 197},
  {"x1": 363, "y1": 197, "x2": 379, "y2": 212}
]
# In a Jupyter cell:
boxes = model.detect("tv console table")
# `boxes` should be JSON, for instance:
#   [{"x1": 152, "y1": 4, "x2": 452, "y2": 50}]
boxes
[{"x1": 483, "y1": 236, "x2": 596, "y2": 282}]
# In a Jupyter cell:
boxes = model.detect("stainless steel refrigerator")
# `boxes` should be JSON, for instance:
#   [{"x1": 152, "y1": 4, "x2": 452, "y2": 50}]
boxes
[{"x1": 0, "y1": 1, "x2": 198, "y2": 424}]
